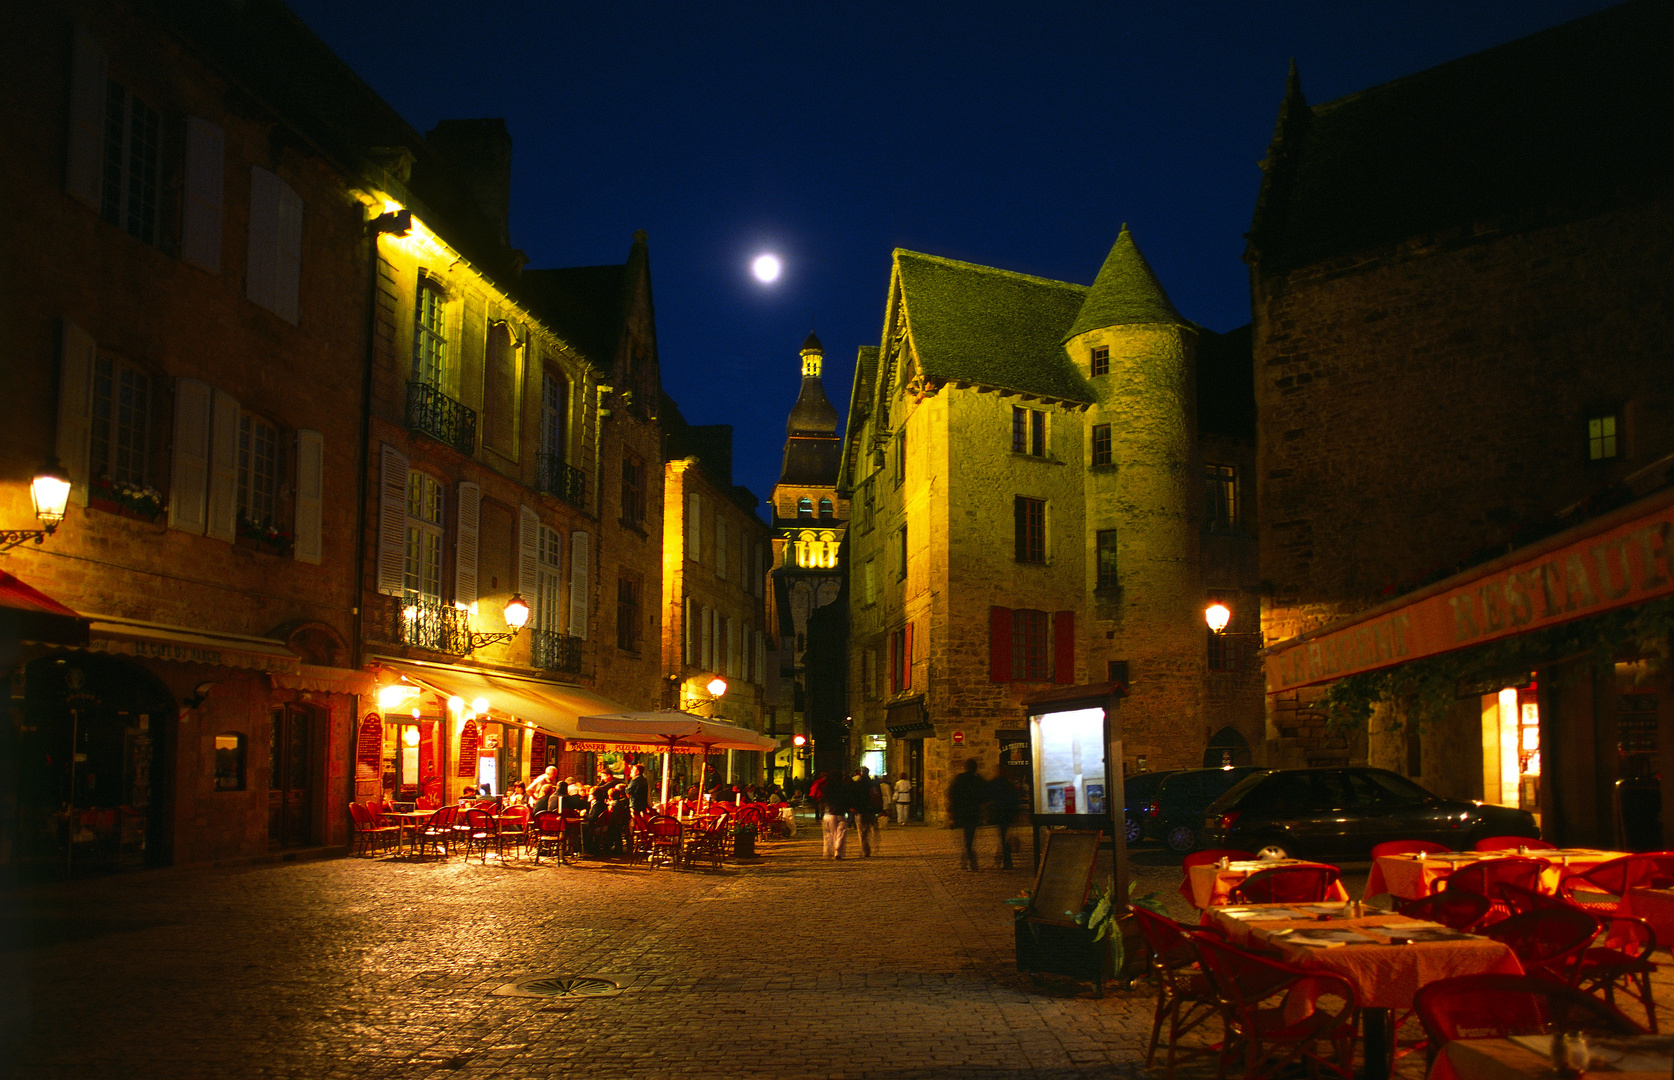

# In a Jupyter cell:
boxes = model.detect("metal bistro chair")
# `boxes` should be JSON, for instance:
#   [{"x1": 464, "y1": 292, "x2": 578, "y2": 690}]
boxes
[
  {"x1": 496, "y1": 805, "x2": 531, "y2": 860},
  {"x1": 1444, "y1": 855, "x2": 1548, "y2": 924},
  {"x1": 463, "y1": 808, "x2": 498, "y2": 865},
  {"x1": 1130, "y1": 907, "x2": 1225, "y2": 1080},
  {"x1": 414, "y1": 805, "x2": 456, "y2": 859},
  {"x1": 1499, "y1": 883, "x2": 1661, "y2": 1031},
  {"x1": 1561, "y1": 853, "x2": 1674, "y2": 917},
  {"x1": 1179, "y1": 849, "x2": 1256, "y2": 906},
  {"x1": 1414, "y1": 973, "x2": 1644, "y2": 1067},
  {"x1": 1371, "y1": 839, "x2": 1452, "y2": 859},
  {"x1": 643, "y1": 814, "x2": 683, "y2": 870},
  {"x1": 531, "y1": 811, "x2": 565, "y2": 865},
  {"x1": 1397, "y1": 888, "x2": 1492, "y2": 932},
  {"x1": 1474, "y1": 835, "x2": 1556, "y2": 852},
  {"x1": 349, "y1": 802, "x2": 398, "y2": 856},
  {"x1": 1229, "y1": 863, "x2": 1342, "y2": 905},
  {"x1": 1481, "y1": 908, "x2": 1601, "y2": 985},
  {"x1": 1192, "y1": 931, "x2": 1358, "y2": 1080}
]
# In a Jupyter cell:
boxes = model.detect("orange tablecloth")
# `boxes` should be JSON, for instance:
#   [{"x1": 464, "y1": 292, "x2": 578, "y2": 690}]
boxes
[
  {"x1": 1624, "y1": 886, "x2": 1674, "y2": 945},
  {"x1": 1364, "y1": 850, "x2": 1626, "y2": 901},
  {"x1": 1187, "y1": 860, "x2": 1352, "y2": 908},
  {"x1": 1430, "y1": 1035, "x2": 1674, "y2": 1080},
  {"x1": 1207, "y1": 906, "x2": 1521, "y2": 1010}
]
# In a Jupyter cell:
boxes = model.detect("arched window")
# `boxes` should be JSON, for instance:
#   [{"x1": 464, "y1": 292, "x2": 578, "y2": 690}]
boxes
[
  {"x1": 819, "y1": 497, "x2": 833, "y2": 518},
  {"x1": 798, "y1": 497, "x2": 813, "y2": 518}
]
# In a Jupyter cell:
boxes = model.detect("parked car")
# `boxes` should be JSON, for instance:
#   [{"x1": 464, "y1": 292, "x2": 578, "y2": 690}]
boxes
[
  {"x1": 1145, "y1": 767, "x2": 1263, "y2": 853},
  {"x1": 1200, "y1": 767, "x2": 1541, "y2": 861},
  {"x1": 1121, "y1": 770, "x2": 1177, "y2": 844}
]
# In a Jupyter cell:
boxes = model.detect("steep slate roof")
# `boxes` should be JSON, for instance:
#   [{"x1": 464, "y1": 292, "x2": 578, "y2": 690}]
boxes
[
  {"x1": 836, "y1": 346, "x2": 880, "y2": 491},
  {"x1": 1250, "y1": 0, "x2": 1674, "y2": 272},
  {"x1": 1062, "y1": 226, "x2": 1186, "y2": 337},
  {"x1": 894, "y1": 252, "x2": 1095, "y2": 403}
]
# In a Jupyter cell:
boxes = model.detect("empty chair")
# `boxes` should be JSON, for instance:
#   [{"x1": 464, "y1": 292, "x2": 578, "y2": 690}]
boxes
[
  {"x1": 531, "y1": 811, "x2": 564, "y2": 864},
  {"x1": 642, "y1": 814, "x2": 683, "y2": 870},
  {"x1": 1130, "y1": 908, "x2": 1224, "y2": 1080},
  {"x1": 1415, "y1": 973, "x2": 1643, "y2": 1064},
  {"x1": 1372, "y1": 839, "x2": 1452, "y2": 859},
  {"x1": 1178, "y1": 848, "x2": 1256, "y2": 905},
  {"x1": 1192, "y1": 932, "x2": 1358, "y2": 1080},
  {"x1": 348, "y1": 802, "x2": 398, "y2": 856},
  {"x1": 496, "y1": 805, "x2": 530, "y2": 859},
  {"x1": 1229, "y1": 863, "x2": 1342, "y2": 905},
  {"x1": 1444, "y1": 856, "x2": 1547, "y2": 923},
  {"x1": 1481, "y1": 908, "x2": 1600, "y2": 984},
  {"x1": 462, "y1": 808, "x2": 498, "y2": 864},
  {"x1": 1474, "y1": 835, "x2": 1555, "y2": 852},
  {"x1": 1396, "y1": 889, "x2": 1492, "y2": 931},
  {"x1": 1561, "y1": 853, "x2": 1674, "y2": 915}
]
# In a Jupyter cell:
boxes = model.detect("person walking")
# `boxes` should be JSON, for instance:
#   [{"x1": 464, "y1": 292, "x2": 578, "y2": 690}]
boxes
[
  {"x1": 892, "y1": 772, "x2": 913, "y2": 826},
  {"x1": 818, "y1": 770, "x2": 849, "y2": 859},
  {"x1": 854, "y1": 766, "x2": 882, "y2": 856},
  {"x1": 948, "y1": 759, "x2": 987, "y2": 871},
  {"x1": 988, "y1": 767, "x2": 1021, "y2": 870}
]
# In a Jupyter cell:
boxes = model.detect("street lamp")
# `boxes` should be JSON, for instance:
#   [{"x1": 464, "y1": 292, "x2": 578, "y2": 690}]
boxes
[
  {"x1": 461, "y1": 593, "x2": 530, "y2": 655},
  {"x1": 1205, "y1": 602, "x2": 1232, "y2": 634},
  {"x1": 3, "y1": 459, "x2": 72, "y2": 553}
]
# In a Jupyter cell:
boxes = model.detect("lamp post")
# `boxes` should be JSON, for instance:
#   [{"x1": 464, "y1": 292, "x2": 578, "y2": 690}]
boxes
[
  {"x1": 461, "y1": 593, "x2": 530, "y2": 655},
  {"x1": 3, "y1": 459, "x2": 72, "y2": 553}
]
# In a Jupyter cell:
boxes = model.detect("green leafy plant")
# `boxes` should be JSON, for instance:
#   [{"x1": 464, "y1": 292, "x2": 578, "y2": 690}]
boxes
[{"x1": 1078, "y1": 880, "x2": 1170, "y2": 976}]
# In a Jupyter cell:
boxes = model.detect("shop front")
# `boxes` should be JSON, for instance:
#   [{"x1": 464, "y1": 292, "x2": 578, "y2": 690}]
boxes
[{"x1": 885, "y1": 696, "x2": 932, "y2": 822}]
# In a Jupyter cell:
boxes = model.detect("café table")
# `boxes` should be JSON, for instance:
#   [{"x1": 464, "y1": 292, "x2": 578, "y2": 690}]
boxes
[
  {"x1": 1429, "y1": 1034, "x2": 1674, "y2": 1080},
  {"x1": 383, "y1": 809, "x2": 437, "y2": 857},
  {"x1": 1206, "y1": 902, "x2": 1522, "y2": 1080},
  {"x1": 1364, "y1": 849, "x2": 1628, "y2": 901},
  {"x1": 1187, "y1": 858, "x2": 1352, "y2": 909}
]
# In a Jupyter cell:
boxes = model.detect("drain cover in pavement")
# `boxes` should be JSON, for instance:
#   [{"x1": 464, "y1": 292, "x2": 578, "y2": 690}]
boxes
[{"x1": 492, "y1": 975, "x2": 624, "y2": 999}]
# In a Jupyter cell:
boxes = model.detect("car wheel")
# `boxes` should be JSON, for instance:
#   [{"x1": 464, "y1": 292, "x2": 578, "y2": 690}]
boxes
[
  {"x1": 1124, "y1": 812, "x2": 1143, "y2": 845},
  {"x1": 1165, "y1": 824, "x2": 1198, "y2": 854}
]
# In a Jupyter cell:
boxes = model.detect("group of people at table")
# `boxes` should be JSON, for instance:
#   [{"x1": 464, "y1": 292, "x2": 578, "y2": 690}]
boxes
[
  {"x1": 1139, "y1": 836, "x2": 1674, "y2": 1080},
  {"x1": 349, "y1": 763, "x2": 792, "y2": 865}
]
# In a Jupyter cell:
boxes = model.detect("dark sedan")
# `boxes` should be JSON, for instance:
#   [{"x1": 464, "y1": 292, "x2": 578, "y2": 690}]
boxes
[
  {"x1": 1146, "y1": 766, "x2": 1263, "y2": 853},
  {"x1": 1122, "y1": 769, "x2": 1176, "y2": 844},
  {"x1": 1200, "y1": 767, "x2": 1540, "y2": 861}
]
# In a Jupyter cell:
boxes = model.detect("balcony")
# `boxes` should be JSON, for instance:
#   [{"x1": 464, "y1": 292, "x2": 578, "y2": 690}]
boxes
[
  {"x1": 537, "y1": 452, "x2": 586, "y2": 509},
  {"x1": 406, "y1": 380, "x2": 477, "y2": 457},
  {"x1": 393, "y1": 593, "x2": 471, "y2": 656},
  {"x1": 530, "y1": 628, "x2": 583, "y2": 674}
]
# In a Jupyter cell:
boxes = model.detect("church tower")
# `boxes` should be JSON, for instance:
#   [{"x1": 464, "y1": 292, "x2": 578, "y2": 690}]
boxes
[{"x1": 767, "y1": 334, "x2": 850, "y2": 778}]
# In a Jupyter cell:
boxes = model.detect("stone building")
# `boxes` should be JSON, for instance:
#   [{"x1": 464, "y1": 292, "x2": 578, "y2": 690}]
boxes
[
  {"x1": 1248, "y1": 0, "x2": 1674, "y2": 845},
  {"x1": 838, "y1": 233, "x2": 1260, "y2": 824}
]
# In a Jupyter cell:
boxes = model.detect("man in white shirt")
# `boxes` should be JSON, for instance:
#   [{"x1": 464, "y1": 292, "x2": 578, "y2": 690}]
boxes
[{"x1": 892, "y1": 774, "x2": 913, "y2": 826}]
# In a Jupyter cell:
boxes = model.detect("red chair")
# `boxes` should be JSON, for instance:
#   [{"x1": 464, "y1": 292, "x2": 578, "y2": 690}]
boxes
[
  {"x1": 1396, "y1": 889, "x2": 1492, "y2": 931},
  {"x1": 1178, "y1": 849, "x2": 1256, "y2": 905},
  {"x1": 560, "y1": 809, "x2": 586, "y2": 860},
  {"x1": 1500, "y1": 884, "x2": 1664, "y2": 1032},
  {"x1": 1444, "y1": 856, "x2": 1547, "y2": 923},
  {"x1": 1481, "y1": 908, "x2": 1600, "y2": 984},
  {"x1": 1414, "y1": 973, "x2": 1643, "y2": 1065},
  {"x1": 414, "y1": 805, "x2": 455, "y2": 859},
  {"x1": 643, "y1": 814, "x2": 683, "y2": 870},
  {"x1": 1229, "y1": 863, "x2": 1342, "y2": 905},
  {"x1": 1130, "y1": 908, "x2": 1224, "y2": 1080},
  {"x1": 1560, "y1": 853, "x2": 1674, "y2": 915},
  {"x1": 496, "y1": 805, "x2": 531, "y2": 859},
  {"x1": 1371, "y1": 839, "x2": 1452, "y2": 858},
  {"x1": 348, "y1": 803, "x2": 397, "y2": 856},
  {"x1": 463, "y1": 808, "x2": 498, "y2": 864},
  {"x1": 531, "y1": 811, "x2": 565, "y2": 864},
  {"x1": 1191, "y1": 932, "x2": 1358, "y2": 1080},
  {"x1": 1474, "y1": 835, "x2": 1554, "y2": 852}
]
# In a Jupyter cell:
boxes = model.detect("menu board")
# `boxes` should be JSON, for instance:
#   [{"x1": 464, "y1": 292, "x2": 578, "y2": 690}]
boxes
[
  {"x1": 458, "y1": 719, "x2": 480, "y2": 777},
  {"x1": 356, "y1": 714, "x2": 383, "y2": 780},
  {"x1": 1028, "y1": 829, "x2": 1102, "y2": 927}
]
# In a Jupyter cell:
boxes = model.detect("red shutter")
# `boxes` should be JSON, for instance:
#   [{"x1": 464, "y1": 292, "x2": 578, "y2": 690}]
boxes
[
  {"x1": 887, "y1": 631, "x2": 898, "y2": 694},
  {"x1": 903, "y1": 622, "x2": 914, "y2": 690},
  {"x1": 990, "y1": 607, "x2": 1013, "y2": 683},
  {"x1": 1053, "y1": 610, "x2": 1075, "y2": 684}
]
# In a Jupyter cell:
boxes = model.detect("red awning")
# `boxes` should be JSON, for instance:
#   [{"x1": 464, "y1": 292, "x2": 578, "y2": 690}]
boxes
[
  {"x1": 0, "y1": 570, "x2": 79, "y2": 616},
  {"x1": 0, "y1": 569, "x2": 89, "y2": 647}
]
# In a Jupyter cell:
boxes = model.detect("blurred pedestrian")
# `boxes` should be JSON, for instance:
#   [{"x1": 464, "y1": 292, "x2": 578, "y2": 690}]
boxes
[
  {"x1": 948, "y1": 759, "x2": 986, "y2": 871},
  {"x1": 819, "y1": 771, "x2": 849, "y2": 859},
  {"x1": 854, "y1": 766, "x2": 882, "y2": 856},
  {"x1": 988, "y1": 767, "x2": 1021, "y2": 870}
]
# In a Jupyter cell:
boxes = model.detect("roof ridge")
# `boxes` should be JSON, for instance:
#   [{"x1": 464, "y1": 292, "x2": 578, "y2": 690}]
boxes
[{"x1": 893, "y1": 249, "x2": 1089, "y2": 295}]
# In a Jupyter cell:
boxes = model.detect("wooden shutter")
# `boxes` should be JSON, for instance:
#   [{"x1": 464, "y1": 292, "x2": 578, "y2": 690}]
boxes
[
  {"x1": 247, "y1": 167, "x2": 279, "y2": 312},
  {"x1": 568, "y1": 531, "x2": 589, "y2": 639},
  {"x1": 1053, "y1": 610, "x2": 1076, "y2": 684},
  {"x1": 989, "y1": 606, "x2": 1013, "y2": 683},
  {"x1": 274, "y1": 179, "x2": 303, "y2": 324},
  {"x1": 701, "y1": 607, "x2": 712, "y2": 669},
  {"x1": 204, "y1": 390, "x2": 239, "y2": 541},
  {"x1": 293, "y1": 429, "x2": 323, "y2": 563},
  {"x1": 454, "y1": 482, "x2": 481, "y2": 605},
  {"x1": 56, "y1": 319, "x2": 96, "y2": 504},
  {"x1": 167, "y1": 378, "x2": 212, "y2": 533},
  {"x1": 376, "y1": 444, "x2": 409, "y2": 595},
  {"x1": 887, "y1": 631, "x2": 898, "y2": 694},
  {"x1": 683, "y1": 596, "x2": 695, "y2": 665},
  {"x1": 66, "y1": 26, "x2": 106, "y2": 208},
  {"x1": 903, "y1": 622, "x2": 914, "y2": 690},
  {"x1": 518, "y1": 505, "x2": 539, "y2": 596},
  {"x1": 182, "y1": 117, "x2": 224, "y2": 273},
  {"x1": 687, "y1": 492, "x2": 701, "y2": 560}
]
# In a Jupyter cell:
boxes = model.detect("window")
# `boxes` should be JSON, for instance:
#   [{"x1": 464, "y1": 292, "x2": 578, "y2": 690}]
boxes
[
  {"x1": 481, "y1": 321, "x2": 521, "y2": 455},
  {"x1": 893, "y1": 429, "x2": 905, "y2": 487},
  {"x1": 620, "y1": 455, "x2": 644, "y2": 527},
  {"x1": 716, "y1": 516, "x2": 728, "y2": 578},
  {"x1": 1205, "y1": 464, "x2": 1237, "y2": 534},
  {"x1": 1090, "y1": 346, "x2": 1109, "y2": 377},
  {"x1": 860, "y1": 479, "x2": 874, "y2": 532},
  {"x1": 863, "y1": 558, "x2": 877, "y2": 606},
  {"x1": 819, "y1": 497, "x2": 833, "y2": 519},
  {"x1": 863, "y1": 649, "x2": 876, "y2": 700},
  {"x1": 236, "y1": 413, "x2": 280, "y2": 526},
  {"x1": 1207, "y1": 628, "x2": 1238, "y2": 671},
  {"x1": 1011, "y1": 609, "x2": 1050, "y2": 681},
  {"x1": 1011, "y1": 407, "x2": 1026, "y2": 453},
  {"x1": 1014, "y1": 497, "x2": 1045, "y2": 564},
  {"x1": 101, "y1": 81, "x2": 161, "y2": 244},
  {"x1": 1107, "y1": 660, "x2": 1129, "y2": 685},
  {"x1": 540, "y1": 373, "x2": 567, "y2": 461},
  {"x1": 404, "y1": 470, "x2": 443, "y2": 601},
  {"x1": 616, "y1": 576, "x2": 641, "y2": 651},
  {"x1": 1091, "y1": 424, "x2": 1112, "y2": 467},
  {"x1": 1096, "y1": 529, "x2": 1119, "y2": 589},
  {"x1": 213, "y1": 733, "x2": 246, "y2": 791},
  {"x1": 1012, "y1": 408, "x2": 1045, "y2": 456},
  {"x1": 798, "y1": 497, "x2": 813, "y2": 518},
  {"x1": 895, "y1": 526, "x2": 907, "y2": 580},
  {"x1": 1589, "y1": 414, "x2": 1620, "y2": 461},
  {"x1": 889, "y1": 624, "x2": 913, "y2": 693},
  {"x1": 534, "y1": 524, "x2": 562, "y2": 632},
  {"x1": 90, "y1": 355, "x2": 152, "y2": 486},
  {"x1": 413, "y1": 279, "x2": 448, "y2": 388}
]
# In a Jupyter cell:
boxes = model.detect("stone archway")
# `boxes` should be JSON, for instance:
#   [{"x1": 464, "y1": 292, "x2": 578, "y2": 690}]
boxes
[{"x1": 1203, "y1": 726, "x2": 1253, "y2": 769}]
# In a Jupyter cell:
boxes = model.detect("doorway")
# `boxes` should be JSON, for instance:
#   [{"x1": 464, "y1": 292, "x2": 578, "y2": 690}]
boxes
[
  {"x1": 269, "y1": 704, "x2": 315, "y2": 849},
  {"x1": 907, "y1": 739, "x2": 924, "y2": 821}
]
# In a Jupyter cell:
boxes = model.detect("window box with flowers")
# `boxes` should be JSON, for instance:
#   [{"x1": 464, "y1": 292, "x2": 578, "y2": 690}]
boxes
[
  {"x1": 237, "y1": 511, "x2": 293, "y2": 556},
  {"x1": 91, "y1": 476, "x2": 166, "y2": 522}
]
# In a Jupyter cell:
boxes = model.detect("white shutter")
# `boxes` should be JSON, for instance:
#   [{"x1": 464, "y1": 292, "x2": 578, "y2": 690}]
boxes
[
  {"x1": 205, "y1": 390, "x2": 239, "y2": 541},
  {"x1": 181, "y1": 117, "x2": 224, "y2": 273},
  {"x1": 701, "y1": 607, "x2": 713, "y2": 670},
  {"x1": 167, "y1": 378, "x2": 212, "y2": 533},
  {"x1": 568, "y1": 531, "x2": 589, "y2": 640},
  {"x1": 455, "y1": 482, "x2": 481, "y2": 605},
  {"x1": 687, "y1": 492, "x2": 700, "y2": 560},
  {"x1": 518, "y1": 505, "x2": 539, "y2": 596},
  {"x1": 274, "y1": 180, "x2": 303, "y2": 324},
  {"x1": 293, "y1": 429, "x2": 324, "y2": 564},
  {"x1": 246, "y1": 167, "x2": 279, "y2": 312},
  {"x1": 716, "y1": 516, "x2": 727, "y2": 578},
  {"x1": 683, "y1": 596, "x2": 695, "y2": 666},
  {"x1": 56, "y1": 319, "x2": 96, "y2": 505},
  {"x1": 66, "y1": 26, "x2": 106, "y2": 208},
  {"x1": 376, "y1": 444, "x2": 409, "y2": 595}
]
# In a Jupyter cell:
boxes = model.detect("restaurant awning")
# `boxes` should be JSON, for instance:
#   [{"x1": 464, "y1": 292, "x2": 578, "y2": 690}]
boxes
[
  {"x1": 885, "y1": 696, "x2": 932, "y2": 738},
  {"x1": 82, "y1": 615, "x2": 300, "y2": 674},
  {"x1": 1264, "y1": 486, "x2": 1674, "y2": 695},
  {"x1": 1, "y1": 569, "x2": 88, "y2": 647},
  {"x1": 575, "y1": 711, "x2": 780, "y2": 752},
  {"x1": 373, "y1": 659, "x2": 634, "y2": 740}
]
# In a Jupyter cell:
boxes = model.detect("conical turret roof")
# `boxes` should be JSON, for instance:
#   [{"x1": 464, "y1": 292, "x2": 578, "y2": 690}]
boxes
[{"x1": 1063, "y1": 225, "x2": 1186, "y2": 340}]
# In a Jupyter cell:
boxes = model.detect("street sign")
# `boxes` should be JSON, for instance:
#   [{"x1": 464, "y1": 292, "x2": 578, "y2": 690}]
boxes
[{"x1": 952, "y1": 730, "x2": 964, "y2": 744}]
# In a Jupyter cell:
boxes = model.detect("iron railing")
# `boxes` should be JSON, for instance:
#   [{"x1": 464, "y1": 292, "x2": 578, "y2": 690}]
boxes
[
  {"x1": 530, "y1": 628, "x2": 583, "y2": 674},
  {"x1": 537, "y1": 452, "x2": 586, "y2": 509},
  {"x1": 394, "y1": 593, "x2": 471, "y2": 655},
  {"x1": 406, "y1": 380, "x2": 477, "y2": 457}
]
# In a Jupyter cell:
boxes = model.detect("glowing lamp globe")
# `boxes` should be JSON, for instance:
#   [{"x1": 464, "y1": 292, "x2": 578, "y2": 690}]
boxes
[
  {"x1": 31, "y1": 460, "x2": 72, "y2": 527},
  {"x1": 471, "y1": 697, "x2": 491, "y2": 715},
  {"x1": 706, "y1": 676, "x2": 728, "y2": 698},
  {"x1": 792, "y1": 734, "x2": 807, "y2": 748},
  {"x1": 1205, "y1": 603, "x2": 1232, "y2": 634},
  {"x1": 447, "y1": 695, "x2": 465, "y2": 714},
  {"x1": 502, "y1": 592, "x2": 530, "y2": 629},
  {"x1": 402, "y1": 727, "x2": 421, "y2": 748}
]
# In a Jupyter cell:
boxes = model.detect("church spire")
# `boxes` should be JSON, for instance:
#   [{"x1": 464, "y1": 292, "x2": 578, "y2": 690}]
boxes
[{"x1": 786, "y1": 332, "x2": 838, "y2": 436}]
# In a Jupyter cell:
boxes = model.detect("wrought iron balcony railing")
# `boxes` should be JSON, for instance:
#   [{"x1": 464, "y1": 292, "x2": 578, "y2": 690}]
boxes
[
  {"x1": 537, "y1": 452, "x2": 586, "y2": 509},
  {"x1": 406, "y1": 380, "x2": 477, "y2": 457},
  {"x1": 395, "y1": 593, "x2": 471, "y2": 656},
  {"x1": 530, "y1": 628, "x2": 584, "y2": 674}
]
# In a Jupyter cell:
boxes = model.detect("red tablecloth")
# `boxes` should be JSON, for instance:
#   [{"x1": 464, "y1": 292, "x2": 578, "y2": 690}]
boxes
[
  {"x1": 1364, "y1": 849, "x2": 1626, "y2": 901},
  {"x1": 1187, "y1": 860, "x2": 1351, "y2": 908}
]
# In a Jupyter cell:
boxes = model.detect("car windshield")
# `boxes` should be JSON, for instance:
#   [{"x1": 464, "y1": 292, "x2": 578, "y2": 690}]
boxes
[{"x1": 1206, "y1": 771, "x2": 1271, "y2": 813}]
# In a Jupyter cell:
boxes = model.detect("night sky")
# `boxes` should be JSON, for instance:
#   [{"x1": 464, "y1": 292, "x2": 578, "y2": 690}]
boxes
[{"x1": 284, "y1": 0, "x2": 1618, "y2": 514}]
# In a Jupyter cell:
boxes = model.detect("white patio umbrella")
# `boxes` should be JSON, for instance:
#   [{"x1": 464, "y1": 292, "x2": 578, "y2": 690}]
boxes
[{"x1": 576, "y1": 711, "x2": 779, "y2": 807}]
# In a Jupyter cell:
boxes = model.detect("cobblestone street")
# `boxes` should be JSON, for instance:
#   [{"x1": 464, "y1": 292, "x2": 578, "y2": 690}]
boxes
[{"x1": 4, "y1": 823, "x2": 1167, "y2": 1080}]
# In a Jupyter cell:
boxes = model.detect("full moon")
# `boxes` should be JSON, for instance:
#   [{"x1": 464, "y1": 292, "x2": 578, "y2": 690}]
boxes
[{"x1": 751, "y1": 253, "x2": 782, "y2": 283}]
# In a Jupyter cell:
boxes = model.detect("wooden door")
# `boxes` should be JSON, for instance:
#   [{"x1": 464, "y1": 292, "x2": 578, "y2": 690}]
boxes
[{"x1": 268, "y1": 705, "x2": 314, "y2": 848}]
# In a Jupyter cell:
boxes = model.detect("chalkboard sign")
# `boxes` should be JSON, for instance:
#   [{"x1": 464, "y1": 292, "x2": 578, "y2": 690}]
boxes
[{"x1": 1028, "y1": 829, "x2": 1102, "y2": 927}]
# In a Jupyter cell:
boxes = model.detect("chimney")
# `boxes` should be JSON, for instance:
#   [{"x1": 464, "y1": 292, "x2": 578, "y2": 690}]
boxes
[{"x1": 425, "y1": 118, "x2": 513, "y2": 249}]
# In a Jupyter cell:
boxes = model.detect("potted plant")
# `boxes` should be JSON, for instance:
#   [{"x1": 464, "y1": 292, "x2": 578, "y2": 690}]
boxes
[
  {"x1": 732, "y1": 822, "x2": 758, "y2": 859},
  {"x1": 91, "y1": 476, "x2": 165, "y2": 521},
  {"x1": 237, "y1": 511, "x2": 293, "y2": 556}
]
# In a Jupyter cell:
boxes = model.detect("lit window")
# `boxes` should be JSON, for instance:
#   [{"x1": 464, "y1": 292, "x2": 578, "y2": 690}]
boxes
[
  {"x1": 237, "y1": 414, "x2": 280, "y2": 525},
  {"x1": 1014, "y1": 497, "x2": 1045, "y2": 564},
  {"x1": 101, "y1": 81, "x2": 161, "y2": 244},
  {"x1": 1090, "y1": 346, "x2": 1109, "y2": 377},
  {"x1": 1205, "y1": 464, "x2": 1237, "y2": 534},
  {"x1": 1091, "y1": 424, "x2": 1112, "y2": 466},
  {"x1": 819, "y1": 497, "x2": 833, "y2": 518},
  {"x1": 213, "y1": 733, "x2": 246, "y2": 791},
  {"x1": 1096, "y1": 529, "x2": 1119, "y2": 589},
  {"x1": 404, "y1": 470, "x2": 443, "y2": 602},
  {"x1": 90, "y1": 356, "x2": 152, "y2": 486},
  {"x1": 1589, "y1": 415, "x2": 1620, "y2": 461},
  {"x1": 413, "y1": 280, "x2": 448, "y2": 388},
  {"x1": 798, "y1": 497, "x2": 813, "y2": 518}
]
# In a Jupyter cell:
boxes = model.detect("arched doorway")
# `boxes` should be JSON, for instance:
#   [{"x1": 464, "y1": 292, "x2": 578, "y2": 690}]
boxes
[
  {"x1": 1203, "y1": 726, "x2": 1253, "y2": 769},
  {"x1": 21, "y1": 652, "x2": 174, "y2": 874}
]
